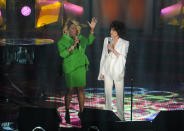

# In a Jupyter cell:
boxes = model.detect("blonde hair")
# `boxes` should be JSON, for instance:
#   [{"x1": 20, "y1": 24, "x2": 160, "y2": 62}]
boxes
[{"x1": 63, "y1": 18, "x2": 81, "y2": 35}]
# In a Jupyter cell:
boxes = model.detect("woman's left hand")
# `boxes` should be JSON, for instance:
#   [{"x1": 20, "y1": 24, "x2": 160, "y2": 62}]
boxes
[
  {"x1": 88, "y1": 17, "x2": 97, "y2": 30},
  {"x1": 107, "y1": 44, "x2": 113, "y2": 51}
]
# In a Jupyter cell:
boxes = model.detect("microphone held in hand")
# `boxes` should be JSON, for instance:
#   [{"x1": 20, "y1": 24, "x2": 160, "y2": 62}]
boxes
[
  {"x1": 75, "y1": 36, "x2": 80, "y2": 49},
  {"x1": 108, "y1": 37, "x2": 113, "y2": 53}
]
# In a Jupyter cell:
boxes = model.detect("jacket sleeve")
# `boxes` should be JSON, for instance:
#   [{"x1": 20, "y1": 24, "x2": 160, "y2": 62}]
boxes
[
  {"x1": 121, "y1": 41, "x2": 129, "y2": 65},
  {"x1": 87, "y1": 34, "x2": 95, "y2": 45},
  {"x1": 119, "y1": 40, "x2": 129, "y2": 72},
  {"x1": 112, "y1": 40, "x2": 129, "y2": 80},
  {"x1": 57, "y1": 36, "x2": 70, "y2": 58},
  {"x1": 98, "y1": 38, "x2": 108, "y2": 80}
]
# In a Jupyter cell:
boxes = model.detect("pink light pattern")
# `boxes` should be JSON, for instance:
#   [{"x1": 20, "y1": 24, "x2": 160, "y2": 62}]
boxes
[
  {"x1": 46, "y1": 87, "x2": 184, "y2": 128},
  {"x1": 64, "y1": 2, "x2": 84, "y2": 15},
  {"x1": 161, "y1": 2, "x2": 182, "y2": 19},
  {"x1": 21, "y1": 6, "x2": 32, "y2": 16}
]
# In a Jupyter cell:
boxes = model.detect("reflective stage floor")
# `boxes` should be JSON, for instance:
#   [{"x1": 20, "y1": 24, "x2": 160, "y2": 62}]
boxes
[{"x1": 0, "y1": 85, "x2": 184, "y2": 130}]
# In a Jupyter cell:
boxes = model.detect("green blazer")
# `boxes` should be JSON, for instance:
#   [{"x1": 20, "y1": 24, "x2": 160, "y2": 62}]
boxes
[{"x1": 57, "y1": 34, "x2": 95, "y2": 74}]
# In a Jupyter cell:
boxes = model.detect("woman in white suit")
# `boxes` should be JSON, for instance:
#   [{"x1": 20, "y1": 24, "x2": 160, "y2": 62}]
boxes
[{"x1": 98, "y1": 21, "x2": 129, "y2": 121}]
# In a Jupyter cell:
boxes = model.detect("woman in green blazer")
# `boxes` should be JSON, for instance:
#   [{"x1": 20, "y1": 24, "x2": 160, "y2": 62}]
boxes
[{"x1": 57, "y1": 17, "x2": 97, "y2": 123}]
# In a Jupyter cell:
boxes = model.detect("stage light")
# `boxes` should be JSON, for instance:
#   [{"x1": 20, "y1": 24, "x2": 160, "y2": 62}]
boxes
[
  {"x1": 0, "y1": 10, "x2": 1, "y2": 17},
  {"x1": 6, "y1": 0, "x2": 35, "y2": 36},
  {"x1": 0, "y1": 0, "x2": 6, "y2": 8},
  {"x1": 160, "y1": 2, "x2": 182, "y2": 19},
  {"x1": 159, "y1": 1, "x2": 184, "y2": 28},
  {"x1": 64, "y1": 2, "x2": 84, "y2": 15},
  {"x1": 21, "y1": 6, "x2": 32, "y2": 16},
  {"x1": 32, "y1": 126, "x2": 46, "y2": 131},
  {"x1": 36, "y1": 2, "x2": 61, "y2": 28}
]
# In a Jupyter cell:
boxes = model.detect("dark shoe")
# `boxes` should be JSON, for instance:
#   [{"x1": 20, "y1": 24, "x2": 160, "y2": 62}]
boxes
[{"x1": 65, "y1": 111, "x2": 71, "y2": 124}]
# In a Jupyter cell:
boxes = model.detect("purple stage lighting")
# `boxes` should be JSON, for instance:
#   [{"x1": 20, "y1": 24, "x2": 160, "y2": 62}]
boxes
[
  {"x1": 0, "y1": 10, "x2": 1, "y2": 17},
  {"x1": 21, "y1": 6, "x2": 32, "y2": 16}
]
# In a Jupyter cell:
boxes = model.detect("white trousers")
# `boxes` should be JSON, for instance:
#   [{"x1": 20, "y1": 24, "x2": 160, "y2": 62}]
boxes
[{"x1": 104, "y1": 75, "x2": 124, "y2": 121}]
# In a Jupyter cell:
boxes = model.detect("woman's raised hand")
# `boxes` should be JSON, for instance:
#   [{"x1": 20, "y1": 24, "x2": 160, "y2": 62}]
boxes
[{"x1": 88, "y1": 17, "x2": 97, "y2": 30}]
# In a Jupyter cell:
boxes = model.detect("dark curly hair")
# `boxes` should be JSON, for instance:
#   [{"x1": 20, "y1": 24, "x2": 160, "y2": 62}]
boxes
[{"x1": 109, "y1": 21, "x2": 126, "y2": 38}]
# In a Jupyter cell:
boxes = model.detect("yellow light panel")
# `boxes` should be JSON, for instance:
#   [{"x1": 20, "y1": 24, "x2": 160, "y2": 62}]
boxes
[
  {"x1": 0, "y1": 0, "x2": 6, "y2": 8},
  {"x1": 36, "y1": 2, "x2": 61, "y2": 28}
]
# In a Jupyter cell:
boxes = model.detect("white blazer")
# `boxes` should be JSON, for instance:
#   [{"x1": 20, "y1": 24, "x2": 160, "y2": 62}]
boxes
[{"x1": 98, "y1": 37, "x2": 129, "y2": 81}]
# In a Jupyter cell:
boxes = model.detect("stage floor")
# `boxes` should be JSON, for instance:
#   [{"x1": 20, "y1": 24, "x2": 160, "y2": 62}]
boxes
[
  {"x1": 50, "y1": 86, "x2": 184, "y2": 128},
  {"x1": 1, "y1": 85, "x2": 183, "y2": 130}
]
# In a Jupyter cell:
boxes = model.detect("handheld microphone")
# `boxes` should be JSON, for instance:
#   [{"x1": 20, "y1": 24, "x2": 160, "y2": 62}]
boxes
[
  {"x1": 108, "y1": 37, "x2": 113, "y2": 53},
  {"x1": 75, "y1": 36, "x2": 80, "y2": 49}
]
